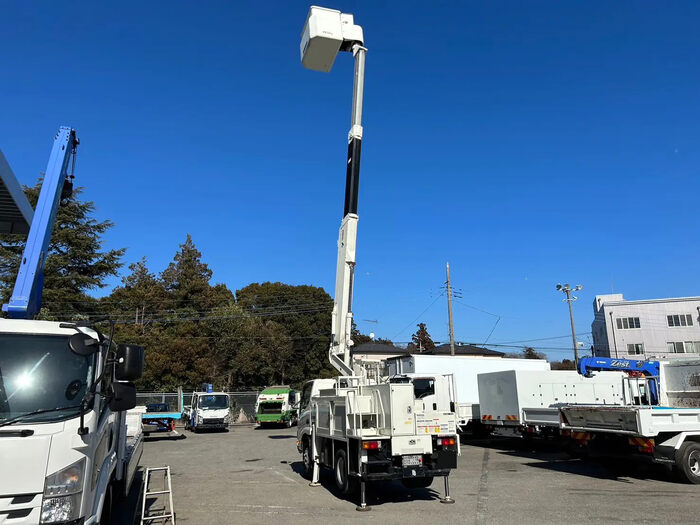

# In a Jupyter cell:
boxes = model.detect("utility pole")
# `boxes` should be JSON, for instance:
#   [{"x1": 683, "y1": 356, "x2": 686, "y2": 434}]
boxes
[
  {"x1": 446, "y1": 262, "x2": 455, "y2": 356},
  {"x1": 556, "y1": 283, "x2": 582, "y2": 365}
]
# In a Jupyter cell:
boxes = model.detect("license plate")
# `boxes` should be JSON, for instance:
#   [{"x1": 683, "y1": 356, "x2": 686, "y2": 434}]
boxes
[{"x1": 402, "y1": 454, "x2": 422, "y2": 467}]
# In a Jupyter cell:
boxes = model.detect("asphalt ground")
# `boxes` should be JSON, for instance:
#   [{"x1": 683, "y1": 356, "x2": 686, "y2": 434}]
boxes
[{"x1": 113, "y1": 425, "x2": 699, "y2": 525}]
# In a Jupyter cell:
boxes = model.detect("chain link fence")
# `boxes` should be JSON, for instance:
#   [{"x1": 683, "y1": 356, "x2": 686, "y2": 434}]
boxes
[{"x1": 135, "y1": 391, "x2": 261, "y2": 425}]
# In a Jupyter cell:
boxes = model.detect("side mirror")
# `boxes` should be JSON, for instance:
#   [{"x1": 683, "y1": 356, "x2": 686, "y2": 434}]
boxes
[
  {"x1": 115, "y1": 344, "x2": 144, "y2": 381},
  {"x1": 110, "y1": 381, "x2": 136, "y2": 411},
  {"x1": 69, "y1": 333, "x2": 100, "y2": 356}
]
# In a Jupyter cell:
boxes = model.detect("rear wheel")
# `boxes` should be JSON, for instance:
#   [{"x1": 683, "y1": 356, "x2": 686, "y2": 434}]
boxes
[
  {"x1": 676, "y1": 442, "x2": 700, "y2": 484},
  {"x1": 285, "y1": 418, "x2": 293, "y2": 428},
  {"x1": 334, "y1": 449, "x2": 358, "y2": 494},
  {"x1": 302, "y1": 439, "x2": 313, "y2": 480},
  {"x1": 401, "y1": 476, "x2": 434, "y2": 489}
]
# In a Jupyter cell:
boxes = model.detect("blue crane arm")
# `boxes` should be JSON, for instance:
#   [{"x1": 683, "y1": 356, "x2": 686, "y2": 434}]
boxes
[
  {"x1": 578, "y1": 357, "x2": 660, "y2": 378},
  {"x1": 578, "y1": 357, "x2": 660, "y2": 404},
  {"x1": 2, "y1": 127, "x2": 78, "y2": 319}
]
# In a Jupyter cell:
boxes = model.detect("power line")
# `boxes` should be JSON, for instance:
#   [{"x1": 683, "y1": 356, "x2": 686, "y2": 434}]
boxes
[{"x1": 392, "y1": 292, "x2": 445, "y2": 340}]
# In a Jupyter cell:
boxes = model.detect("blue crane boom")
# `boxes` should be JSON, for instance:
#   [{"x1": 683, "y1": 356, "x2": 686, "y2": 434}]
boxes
[
  {"x1": 578, "y1": 356, "x2": 660, "y2": 405},
  {"x1": 2, "y1": 127, "x2": 78, "y2": 319}
]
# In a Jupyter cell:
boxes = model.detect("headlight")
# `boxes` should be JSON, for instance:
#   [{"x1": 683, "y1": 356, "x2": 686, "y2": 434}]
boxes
[
  {"x1": 41, "y1": 458, "x2": 85, "y2": 523},
  {"x1": 224, "y1": 414, "x2": 230, "y2": 423},
  {"x1": 196, "y1": 414, "x2": 203, "y2": 423}
]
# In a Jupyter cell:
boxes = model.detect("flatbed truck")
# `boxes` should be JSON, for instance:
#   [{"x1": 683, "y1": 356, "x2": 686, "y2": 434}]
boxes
[{"x1": 560, "y1": 358, "x2": 700, "y2": 483}]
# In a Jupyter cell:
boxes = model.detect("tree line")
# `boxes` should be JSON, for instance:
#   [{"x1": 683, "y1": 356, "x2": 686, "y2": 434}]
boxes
[{"x1": 0, "y1": 180, "x2": 574, "y2": 391}]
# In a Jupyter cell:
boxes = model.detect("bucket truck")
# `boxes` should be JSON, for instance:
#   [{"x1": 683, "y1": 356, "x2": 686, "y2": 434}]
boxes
[
  {"x1": 295, "y1": 7, "x2": 458, "y2": 511},
  {"x1": 0, "y1": 127, "x2": 145, "y2": 524}
]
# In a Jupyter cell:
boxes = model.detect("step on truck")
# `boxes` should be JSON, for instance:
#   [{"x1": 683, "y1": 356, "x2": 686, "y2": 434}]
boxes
[
  {"x1": 296, "y1": 7, "x2": 458, "y2": 510},
  {"x1": 560, "y1": 357, "x2": 700, "y2": 483},
  {"x1": 0, "y1": 127, "x2": 146, "y2": 524},
  {"x1": 256, "y1": 386, "x2": 298, "y2": 427}
]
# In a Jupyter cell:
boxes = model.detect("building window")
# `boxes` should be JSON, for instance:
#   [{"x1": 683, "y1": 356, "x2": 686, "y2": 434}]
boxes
[
  {"x1": 616, "y1": 317, "x2": 640, "y2": 329},
  {"x1": 667, "y1": 314, "x2": 693, "y2": 327},
  {"x1": 667, "y1": 341, "x2": 700, "y2": 353},
  {"x1": 627, "y1": 343, "x2": 644, "y2": 355}
]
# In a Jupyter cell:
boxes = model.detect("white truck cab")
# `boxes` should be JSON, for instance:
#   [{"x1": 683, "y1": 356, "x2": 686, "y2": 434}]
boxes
[
  {"x1": 0, "y1": 319, "x2": 144, "y2": 525},
  {"x1": 184, "y1": 392, "x2": 230, "y2": 432}
]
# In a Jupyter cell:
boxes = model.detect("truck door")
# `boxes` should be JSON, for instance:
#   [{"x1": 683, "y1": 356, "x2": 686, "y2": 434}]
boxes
[{"x1": 298, "y1": 382, "x2": 313, "y2": 428}]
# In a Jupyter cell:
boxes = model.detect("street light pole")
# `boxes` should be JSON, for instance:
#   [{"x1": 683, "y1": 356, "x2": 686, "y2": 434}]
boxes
[{"x1": 556, "y1": 283, "x2": 582, "y2": 365}]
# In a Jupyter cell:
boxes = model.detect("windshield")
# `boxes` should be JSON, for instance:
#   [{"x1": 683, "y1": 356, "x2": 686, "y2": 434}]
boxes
[
  {"x1": 0, "y1": 334, "x2": 94, "y2": 424},
  {"x1": 198, "y1": 395, "x2": 229, "y2": 410}
]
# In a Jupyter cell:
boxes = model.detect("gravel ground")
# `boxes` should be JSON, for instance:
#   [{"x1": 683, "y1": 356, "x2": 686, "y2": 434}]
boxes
[{"x1": 112, "y1": 425, "x2": 699, "y2": 524}]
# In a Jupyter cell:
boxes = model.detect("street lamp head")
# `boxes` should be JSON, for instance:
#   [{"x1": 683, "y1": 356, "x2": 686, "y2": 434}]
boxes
[
  {"x1": 301, "y1": 6, "x2": 364, "y2": 72},
  {"x1": 575, "y1": 285, "x2": 583, "y2": 291},
  {"x1": 556, "y1": 283, "x2": 562, "y2": 291},
  {"x1": 564, "y1": 283, "x2": 570, "y2": 290}
]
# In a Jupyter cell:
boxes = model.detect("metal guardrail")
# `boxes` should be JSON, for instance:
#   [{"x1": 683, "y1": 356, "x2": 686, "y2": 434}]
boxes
[{"x1": 136, "y1": 391, "x2": 261, "y2": 425}]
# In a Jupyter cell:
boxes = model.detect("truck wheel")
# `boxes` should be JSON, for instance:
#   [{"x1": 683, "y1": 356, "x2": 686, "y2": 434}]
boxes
[
  {"x1": 401, "y1": 476, "x2": 434, "y2": 489},
  {"x1": 302, "y1": 440, "x2": 313, "y2": 479},
  {"x1": 676, "y1": 442, "x2": 700, "y2": 484},
  {"x1": 334, "y1": 449, "x2": 358, "y2": 495},
  {"x1": 99, "y1": 484, "x2": 113, "y2": 525},
  {"x1": 285, "y1": 418, "x2": 293, "y2": 428}
]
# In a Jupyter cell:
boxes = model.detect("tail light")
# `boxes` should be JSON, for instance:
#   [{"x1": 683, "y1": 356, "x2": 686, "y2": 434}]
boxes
[
  {"x1": 170, "y1": 420, "x2": 176, "y2": 431},
  {"x1": 362, "y1": 440, "x2": 381, "y2": 450},
  {"x1": 437, "y1": 437, "x2": 456, "y2": 446}
]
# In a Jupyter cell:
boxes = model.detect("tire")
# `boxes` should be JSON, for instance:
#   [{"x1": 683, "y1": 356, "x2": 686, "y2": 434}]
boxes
[
  {"x1": 676, "y1": 441, "x2": 700, "y2": 484},
  {"x1": 99, "y1": 483, "x2": 113, "y2": 525},
  {"x1": 285, "y1": 418, "x2": 293, "y2": 428},
  {"x1": 334, "y1": 449, "x2": 358, "y2": 495},
  {"x1": 401, "y1": 476, "x2": 434, "y2": 489},
  {"x1": 301, "y1": 439, "x2": 313, "y2": 480}
]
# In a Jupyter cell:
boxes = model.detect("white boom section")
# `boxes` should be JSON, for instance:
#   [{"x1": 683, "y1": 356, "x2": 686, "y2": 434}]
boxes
[{"x1": 330, "y1": 213, "x2": 358, "y2": 376}]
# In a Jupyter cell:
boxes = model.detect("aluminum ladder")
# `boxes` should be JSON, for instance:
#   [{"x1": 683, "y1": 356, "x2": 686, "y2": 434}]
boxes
[{"x1": 140, "y1": 466, "x2": 175, "y2": 524}]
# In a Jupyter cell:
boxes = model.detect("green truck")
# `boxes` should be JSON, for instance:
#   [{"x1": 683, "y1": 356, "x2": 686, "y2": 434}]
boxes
[{"x1": 255, "y1": 385, "x2": 299, "y2": 427}]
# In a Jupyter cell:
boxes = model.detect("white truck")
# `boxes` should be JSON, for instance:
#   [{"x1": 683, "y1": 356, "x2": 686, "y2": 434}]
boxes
[
  {"x1": 0, "y1": 320, "x2": 144, "y2": 525},
  {"x1": 560, "y1": 358, "x2": 700, "y2": 483},
  {"x1": 387, "y1": 355, "x2": 550, "y2": 432},
  {"x1": 184, "y1": 392, "x2": 230, "y2": 432},
  {"x1": 478, "y1": 369, "x2": 627, "y2": 433},
  {"x1": 296, "y1": 7, "x2": 458, "y2": 510},
  {"x1": 296, "y1": 375, "x2": 459, "y2": 504},
  {"x1": 0, "y1": 127, "x2": 145, "y2": 524}
]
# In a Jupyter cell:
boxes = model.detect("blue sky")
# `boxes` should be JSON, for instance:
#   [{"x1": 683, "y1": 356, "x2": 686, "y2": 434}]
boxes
[{"x1": 2, "y1": 2, "x2": 699, "y2": 358}]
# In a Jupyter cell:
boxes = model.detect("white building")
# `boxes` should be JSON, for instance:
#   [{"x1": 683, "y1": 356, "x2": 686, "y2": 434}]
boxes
[{"x1": 591, "y1": 294, "x2": 700, "y2": 359}]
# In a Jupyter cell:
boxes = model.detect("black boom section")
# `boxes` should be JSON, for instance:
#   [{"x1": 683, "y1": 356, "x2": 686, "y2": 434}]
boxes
[{"x1": 344, "y1": 137, "x2": 362, "y2": 216}]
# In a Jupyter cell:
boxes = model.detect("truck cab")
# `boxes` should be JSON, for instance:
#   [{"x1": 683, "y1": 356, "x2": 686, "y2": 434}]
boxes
[
  {"x1": 0, "y1": 319, "x2": 144, "y2": 525},
  {"x1": 185, "y1": 392, "x2": 230, "y2": 432}
]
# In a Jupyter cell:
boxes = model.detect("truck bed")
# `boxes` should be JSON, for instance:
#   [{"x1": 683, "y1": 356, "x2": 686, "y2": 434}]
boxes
[{"x1": 561, "y1": 405, "x2": 700, "y2": 436}]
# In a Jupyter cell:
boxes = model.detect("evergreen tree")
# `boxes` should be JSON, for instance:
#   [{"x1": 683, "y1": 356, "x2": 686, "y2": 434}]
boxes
[
  {"x1": 0, "y1": 181, "x2": 124, "y2": 319},
  {"x1": 411, "y1": 322, "x2": 436, "y2": 351}
]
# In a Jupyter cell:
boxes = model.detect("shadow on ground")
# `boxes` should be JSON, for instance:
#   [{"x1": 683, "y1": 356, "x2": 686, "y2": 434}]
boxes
[
  {"x1": 464, "y1": 436, "x2": 677, "y2": 484},
  {"x1": 288, "y1": 460, "x2": 444, "y2": 508}
]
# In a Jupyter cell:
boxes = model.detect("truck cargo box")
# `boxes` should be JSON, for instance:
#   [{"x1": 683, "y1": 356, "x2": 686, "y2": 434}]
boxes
[{"x1": 478, "y1": 370, "x2": 626, "y2": 427}]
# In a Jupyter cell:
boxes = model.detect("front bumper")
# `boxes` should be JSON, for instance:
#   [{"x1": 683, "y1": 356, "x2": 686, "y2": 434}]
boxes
[{"x1": 196, "y1": 418, "x2": 228, "y2": 429}]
